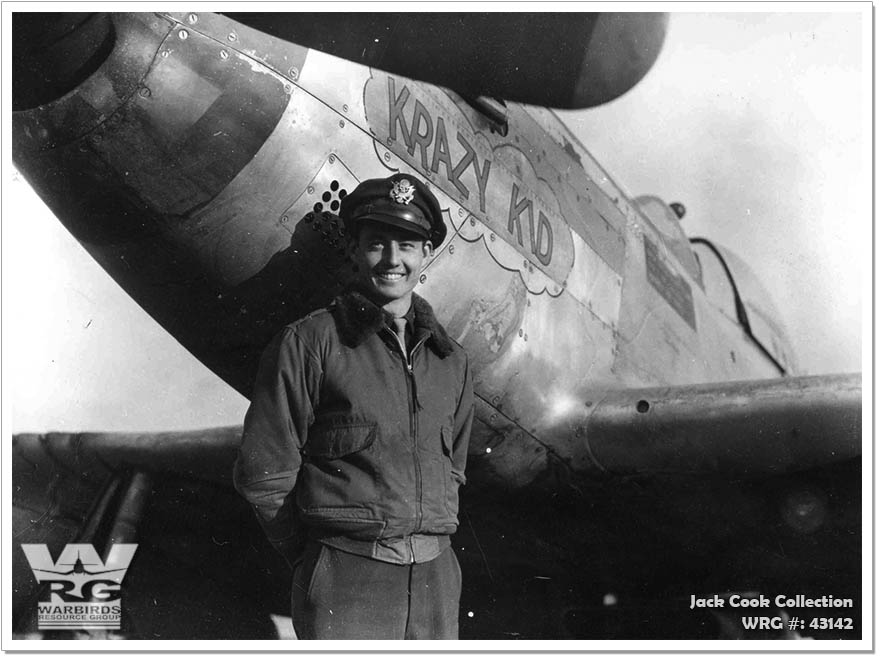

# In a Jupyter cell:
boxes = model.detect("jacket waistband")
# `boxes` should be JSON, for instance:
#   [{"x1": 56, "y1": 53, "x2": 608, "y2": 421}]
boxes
[{"x1": 314, "y1": 532, "x2": 451, "y2": 565}]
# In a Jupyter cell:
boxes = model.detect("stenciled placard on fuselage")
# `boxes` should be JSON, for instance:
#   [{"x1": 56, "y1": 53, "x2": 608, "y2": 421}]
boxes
[{"x1": 644, "y1": 237, "x2": 696, "y2": 331}]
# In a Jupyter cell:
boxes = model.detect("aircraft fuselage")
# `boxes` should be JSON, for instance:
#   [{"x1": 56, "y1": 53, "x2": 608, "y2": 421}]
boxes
[{"x1": 13, "y1": 12, "x2": 796, "y2": 492}]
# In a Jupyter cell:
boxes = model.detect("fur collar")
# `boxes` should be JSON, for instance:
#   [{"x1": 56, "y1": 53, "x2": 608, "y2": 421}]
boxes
[{"x1": 330, "y1": 288, "x2": 455, "y2": 357}]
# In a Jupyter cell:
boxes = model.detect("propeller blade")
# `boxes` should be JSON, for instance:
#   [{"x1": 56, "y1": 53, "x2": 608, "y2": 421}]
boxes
[{"x1": 224, "y1": 12, "x2": 668, "y2": 108}]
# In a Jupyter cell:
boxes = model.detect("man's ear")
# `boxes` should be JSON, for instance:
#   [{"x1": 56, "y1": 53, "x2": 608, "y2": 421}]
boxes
[{"x1": 422, "y1": 241, "x2": 435, "y2": 258}]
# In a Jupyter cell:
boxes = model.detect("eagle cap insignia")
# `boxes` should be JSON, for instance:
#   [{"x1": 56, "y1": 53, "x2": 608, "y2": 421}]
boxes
[{"x1": 389, "y1": 179, "x2": 415, "y2": 205}]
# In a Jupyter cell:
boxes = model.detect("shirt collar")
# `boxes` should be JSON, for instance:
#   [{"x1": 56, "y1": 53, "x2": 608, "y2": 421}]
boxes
[{"x1": 385, "y1": 302, "x2": 415, "y2": 329}]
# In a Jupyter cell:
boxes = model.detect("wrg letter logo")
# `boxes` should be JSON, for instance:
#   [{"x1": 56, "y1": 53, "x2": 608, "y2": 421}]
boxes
[{"x1": 22, "y1": 543, "x2": 137, "y2": 631}]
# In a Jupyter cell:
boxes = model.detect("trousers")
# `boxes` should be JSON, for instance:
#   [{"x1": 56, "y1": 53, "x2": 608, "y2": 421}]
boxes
[{"x1": 291, "y1": 540, "x2": 461, "y2": 639}]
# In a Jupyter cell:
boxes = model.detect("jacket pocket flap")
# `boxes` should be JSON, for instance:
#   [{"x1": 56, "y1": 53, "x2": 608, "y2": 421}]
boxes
[
  {"x1": 305, "y1": 423, "x2": 376, "y2": 459},
  {"x1": 440, "y1": 426, "x2": 453, "y2": 456}
]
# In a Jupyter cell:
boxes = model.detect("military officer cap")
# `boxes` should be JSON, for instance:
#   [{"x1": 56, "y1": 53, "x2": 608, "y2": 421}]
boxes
[{"x1": 340, "y1": 173, "x2": 447, "y2": 246}]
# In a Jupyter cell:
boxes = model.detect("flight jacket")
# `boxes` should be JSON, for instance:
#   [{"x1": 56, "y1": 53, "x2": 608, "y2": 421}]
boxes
[{"x1": 234, "y1": 289, "x2": 474, "y2": 565}]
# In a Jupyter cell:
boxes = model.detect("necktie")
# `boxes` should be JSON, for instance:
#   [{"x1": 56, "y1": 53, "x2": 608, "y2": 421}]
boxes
[
  {"x1": 393, "y1": 316, "x2": 421, "y2": 407},
  {"x1": 392, "y1": 317, "x2": 408, "y2": 353}
]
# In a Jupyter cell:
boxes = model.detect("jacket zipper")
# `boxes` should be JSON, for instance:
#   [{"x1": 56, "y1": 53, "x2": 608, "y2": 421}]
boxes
[{"x1": 385, "y1": 327, "x2": 429, "y2": 563}]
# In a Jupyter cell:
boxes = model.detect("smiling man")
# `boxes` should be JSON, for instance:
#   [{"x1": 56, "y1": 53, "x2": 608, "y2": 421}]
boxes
[{"x1": 234, "y1": 173, "x2": 474, "y2": 640}]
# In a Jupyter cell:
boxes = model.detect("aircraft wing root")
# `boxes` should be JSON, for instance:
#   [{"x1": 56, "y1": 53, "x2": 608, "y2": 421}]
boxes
[{"x1": 577, "y1": 373, "x2": 861, "y2": 477}]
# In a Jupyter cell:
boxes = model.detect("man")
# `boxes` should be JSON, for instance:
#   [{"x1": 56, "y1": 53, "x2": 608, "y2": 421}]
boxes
[{"x1": 234, "y1": 173, "x2": 474, "y2": 640}]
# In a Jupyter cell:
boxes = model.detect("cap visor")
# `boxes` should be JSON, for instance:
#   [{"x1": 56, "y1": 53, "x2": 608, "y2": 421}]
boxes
[{"x1": 358, "y1": 214, "x2": 431, "y2": 240}]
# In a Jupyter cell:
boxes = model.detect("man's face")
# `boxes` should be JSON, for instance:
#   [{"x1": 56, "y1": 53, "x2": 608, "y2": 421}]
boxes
[{"x1": 349, "y1": 222, "x2": 434, "y2": 305}]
